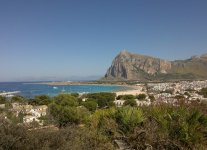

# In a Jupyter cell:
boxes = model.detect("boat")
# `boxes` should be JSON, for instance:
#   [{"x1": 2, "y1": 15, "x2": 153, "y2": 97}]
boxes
[
  {"x1": 61, "y1": 87, "x2": 66, "y2": 92},
  {"x1": 53, "y1": 86, "x2": 58, "y2": 89}
]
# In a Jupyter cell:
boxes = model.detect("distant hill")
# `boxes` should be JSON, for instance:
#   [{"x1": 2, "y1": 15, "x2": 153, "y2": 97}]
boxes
[{"x1": 103, "y1": 51, "x2": 207, "y2": 81}]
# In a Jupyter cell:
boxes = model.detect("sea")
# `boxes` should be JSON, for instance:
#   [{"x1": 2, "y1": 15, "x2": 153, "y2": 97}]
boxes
[{"x1": 0, "y1": 82, "x2": 130, "y2": 97}]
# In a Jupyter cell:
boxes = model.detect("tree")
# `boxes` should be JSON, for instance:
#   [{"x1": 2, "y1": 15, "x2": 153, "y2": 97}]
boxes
[
  {"x1": 148, "y1": 94, "x2": 155, "y2": 102},
  {"x1": 0, "y1": 96, "x2": 6, "y2": 104},
  {"x1": 83, "y1": 100, "x2": 97, "y2": 112},
  {"x1": 174, "y1": 95, "x2": 185, "y2": 100},
  {"x1": 163, "y1": 89, "x2": 174, "y2": 94},
  {"x1": 58, "y1": 107, "x2": 79, "y2": 126},
  {"x1": 184, "y1": 92, "x2": 190, "y2": 97},
  {"x1": 54, "y1": 93, "x2": 78, "y2": 107},
  {"x1": 116, "y1": 95, "x2": 122, "y2": 100},
  {"x1": 49, "y1": 93, "x2": 89, "y2": 127},
  {"x1": 6, "y1": 111, "x2": 24, "y2": 124},
  {"x1": 123, "y1": 99, "x2": 137, "y2": 107},
  {"x1": 117, "y1": 94, "x2": 135, "y2": 100},
  {"x1": 137, "y1": 94, "x2": 146, "y2": 100},
  {"x1": 11, "y1": 96, "x2": 27, "y2": 103},
  {"x1": 108, "y1": 101, "x2": 115, "y2": 107},
  {"x1": 71, "y1": 93, "x2": 79, "y2": 98},
  {"x1": 29, "y1": 95, "x2": 51, "y2": 105},
  {"x1": 0, "y1": 118, "x2": 28, "y2": 149},
  {"x1": 86, "y1": 92, "x2": 116, "y2": 108},
  {"x1": 199, "y1": 88, "x2": 207, "y2": 98},
  {"x1": 97, "y1": 99, "x2": 108, "y2": 108},
  {"x1": 87, "y1": 92, "x2": 116, "y2": 101}
]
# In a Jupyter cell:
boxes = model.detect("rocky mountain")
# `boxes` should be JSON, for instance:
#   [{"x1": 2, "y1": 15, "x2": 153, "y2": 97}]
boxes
[{"x1": 104, "y1": 51, "x2": 207, "y2": 81}]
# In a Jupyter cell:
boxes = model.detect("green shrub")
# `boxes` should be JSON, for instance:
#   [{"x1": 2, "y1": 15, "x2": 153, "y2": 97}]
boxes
[
  {"x1": 53, "y1": 93, "x2": 78, "y2": 107},
  {"x1": 29, "y1": 95, "x2": 51, "y2": 105},
  {"x1": 199, "y1": 88, "x2": 207, "y2": 98},
  {"x1": 123, "y1": 99, "x2": 137, "y2": 107},
  {"x1": 137, "y1": 94, "x2": 146, "y2": 100},
  {"x1": 146, "y1": 104, "x2": 207, "y2": 148},
  {"x1": 1, "y1": 93, "x2": 207, "y2": 149},
  {"x1": 116, "y1": 94, "x2": 135, "y2": 100},
  {"x1": 11, "y1": 96, "x2": 27, "y2": 103},
  {"x1": 148, "y1": 94, "x2": 155, "y2": 102},
  {"x1": 115, "y1": 106, "x2": 145, "y2": 133},
  {"x1": 90, "y1": 108, "x2": 117, "y2": 137},
  {"x1": 86, "y1": 92, "x2": 116, "y2": 108},
  {"x1": 49, "y1": 93, "x2": 88, "y2": 127},
  {"x1": 71, "y1": 93, "x2": 79, "y2": 98},
  {"x1": 82, "y1": 100, "x2": 97, "y2": 112},
  {"x1": 0, "y1": 96, "x2": 6, "y2": 104}
]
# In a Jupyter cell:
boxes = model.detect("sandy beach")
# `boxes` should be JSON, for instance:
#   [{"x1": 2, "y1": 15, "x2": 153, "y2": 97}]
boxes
[
  {"x1": 115, "y1": 85, "x2": 145, "y2": 96},
  {"x1": 116, "y1": 89, "x2": 144, "y2": 96}
]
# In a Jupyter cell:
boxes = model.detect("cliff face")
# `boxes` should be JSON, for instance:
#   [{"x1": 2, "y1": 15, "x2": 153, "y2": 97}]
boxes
[{"x1": 104, "y1": 51, "x2": 207, "y2": 81}]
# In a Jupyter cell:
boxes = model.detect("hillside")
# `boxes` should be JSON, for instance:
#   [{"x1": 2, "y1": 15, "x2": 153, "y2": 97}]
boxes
[{"x1": 104, "y1": 51, "x2": 207, "y2": 81}]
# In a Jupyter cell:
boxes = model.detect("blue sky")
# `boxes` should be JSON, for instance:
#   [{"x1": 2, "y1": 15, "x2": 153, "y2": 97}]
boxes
[{"x1": 0, "y1": 0, "x2": 207, "y2": 81}]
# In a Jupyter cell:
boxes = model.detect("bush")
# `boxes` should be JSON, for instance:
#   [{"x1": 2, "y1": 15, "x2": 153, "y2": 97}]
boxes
[
  {"x1": 115, "y1": 106, "x2": 145, "y2": 133},
  {"x1": 149, "y1": 94, "x2": 155, "y2": 102},
  {"x1": 87, "y1": 92, "x2": 116, "y2": 102},
  {"x1": 107, "y1": 101, "x2": 116, "y2": 107},
  {"x1": 174, "y1": 95, "x2": 185, "y2": 100},
  {"x1": 90, "y1": 108, "x2": 118, "y2": 137},
  {"x1": 1, "y1": 99, "x2": 207, "y2": 149},
  {"x1": 162, "y1": 89, "x2": 174, "y2": 94},
  {"x1": 141, "y1": 104, "x2": 207, "y2": 149},
  {"x1": 11, "y1": 96, "x2": 27, "y2": 103},
  {"x1": 116, "y1": 94, "x2": 135, "y2": 100},
  {"x1": 137, "y1": 94, "x2": 146, "y2": 100},
  {"x1": 0, "y1": 118, "x2": 28, "y2": 149},
  {"x1": 1, "y1": 94, "x2": 207, "y2": 149},
  {"x1": 48, "y1": 93, "x2": 86, "y2": 127},
  {"x1": 184, "y1": 91, "x2": 190, "y2": 97},
  {"x1": 0, "y1": 96, "x2": 6, "y2": 104},
  {"x1": 71, "y1": 93, "x2": 79, "y2": 98},
  {"x1": 53, "y1": 93, "x2": 79, "y2": 107},
  {"x1": 82, "y1": 100, "x2": 97, "y2": 112},
  {"x1": 49, "y1": 103, "x2": 90, "y2": 127},
  {"x1": 86, "y1": 92, "x2": 116, "y2": 108},
  {"x1": 29, "y1": 95, "x2": 51, "y2": 105},
  {"x1": 123, "y1": 99, "x2": 137, "y2": 107},
  {"x1": 199, "y1": 88, "x2": 207, "y2": 98},
  {"x1": 0, "y1": 118, "x2": 114, "y2": 150}
]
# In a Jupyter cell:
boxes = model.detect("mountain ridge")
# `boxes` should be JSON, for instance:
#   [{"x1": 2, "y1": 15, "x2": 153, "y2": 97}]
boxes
[{"x1": 104, "y1": 50, "x2": 207, "y2": 81}]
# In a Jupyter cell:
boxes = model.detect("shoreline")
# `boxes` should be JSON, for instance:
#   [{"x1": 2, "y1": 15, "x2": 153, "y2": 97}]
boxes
[
  {"x1": 0, "y1": 82, "x2": 145, "y2": 98},
  {"x1": 31, "y1": 81, "x2": 125, "y2": 86},
  {"x1": 115, "y1": 85, "x2": 145, "y2": 96},
  {"x1": 31, "y1": 81, "x2": 144, "y2": 95},
  {"x1": 30, "y1": 81, "x2": 132, "y2": 88}
]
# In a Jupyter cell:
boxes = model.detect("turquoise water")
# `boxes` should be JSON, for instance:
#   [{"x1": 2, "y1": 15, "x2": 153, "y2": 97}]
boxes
[{"x1": 0, "y1": 82, "x2": 129, "y2": 97}]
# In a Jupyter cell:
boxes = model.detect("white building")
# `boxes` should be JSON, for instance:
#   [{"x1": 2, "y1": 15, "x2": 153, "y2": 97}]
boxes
[
  {"x1": 114, "y1": 100, "x2": 125, "y2": 107},
  {"x1": 136, "y1": 99, "x2": 151, "y2": 106},
  {"x1": 23, "y1": 115, "x2": 40, "y2": 123}
]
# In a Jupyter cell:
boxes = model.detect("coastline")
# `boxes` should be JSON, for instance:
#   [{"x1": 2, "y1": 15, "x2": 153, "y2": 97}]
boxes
[
  {"x1": 33, "y1": 81, "x2": 144, "y2": 96},
  {"x1": 115, "y1": 85, "x2": 145, "y2": 96},
  {"x1": 32, "y1": 81, "x2": 124, "y2": 86}
]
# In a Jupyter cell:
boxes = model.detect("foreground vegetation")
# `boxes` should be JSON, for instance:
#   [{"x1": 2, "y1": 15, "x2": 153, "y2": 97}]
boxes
[{"x1": 1, "y1": 92, "x2": 207, "y2": 149}]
